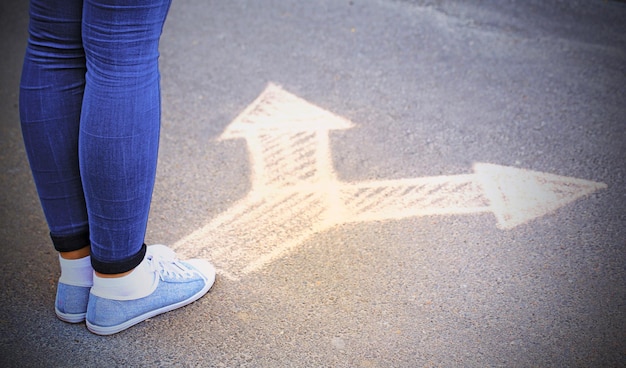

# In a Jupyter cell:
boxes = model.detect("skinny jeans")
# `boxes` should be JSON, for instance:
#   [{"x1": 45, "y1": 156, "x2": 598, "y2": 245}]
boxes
[{"x1": 20, "y1": 0, "x2": 172, "y2": 273}]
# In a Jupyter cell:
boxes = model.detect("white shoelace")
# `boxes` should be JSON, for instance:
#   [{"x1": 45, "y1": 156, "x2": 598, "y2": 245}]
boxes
[{"x1": 146, "y1": 246, "x2": 195, "y2": 280}]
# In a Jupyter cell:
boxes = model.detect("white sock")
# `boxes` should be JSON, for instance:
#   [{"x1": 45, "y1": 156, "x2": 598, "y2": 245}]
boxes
[
  {"x1": 58, "y1": 255, "x2": 93, "y2": 287},
  {"x1": 90, "y1": 258, "x2": 158, "y2": 301}
]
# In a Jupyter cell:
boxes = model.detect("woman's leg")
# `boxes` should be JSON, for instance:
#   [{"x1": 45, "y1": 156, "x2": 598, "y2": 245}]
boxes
[
  {"x1": 20, "y1": 0, "x2": 93, "y2": 324},
  {"x1": 79, "y1": 0, "x2": 171, "y2": 274},
  {"x1": 21, "y1": 0, "x2": 215, "y2": 334},
  {"x1": 81, "y1": 0, "x2": 216, "y2": 336},
  {"x1": 20, "y1": 0, "x2": 90, "y2": 253}
]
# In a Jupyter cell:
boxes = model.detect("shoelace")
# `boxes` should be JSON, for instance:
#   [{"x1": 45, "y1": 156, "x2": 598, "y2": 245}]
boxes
[{"x1": 147, "y1": 251, "x2": 196, "y2": 280}]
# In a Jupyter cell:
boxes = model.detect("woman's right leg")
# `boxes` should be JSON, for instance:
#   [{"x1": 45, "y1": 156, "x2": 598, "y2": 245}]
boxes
[
  {"x1": 78, "y1": 0, "x2": 168, "y2": 274},
  {"x1": 80, "y1": 0, "x2": 215, "y2": 335}
]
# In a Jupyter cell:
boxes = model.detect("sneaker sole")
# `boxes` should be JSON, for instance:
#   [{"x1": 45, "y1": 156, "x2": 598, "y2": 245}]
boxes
[
  {"x1": 55, "y1": 308, "x2": 86, "y2": 324},
  {"x1": 86, "y1": 265, "x2": 216, "y2": 335}
]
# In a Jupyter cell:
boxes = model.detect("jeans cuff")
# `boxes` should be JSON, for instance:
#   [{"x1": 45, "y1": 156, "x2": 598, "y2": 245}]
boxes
[
  {"x1": 50, "y1": 231, "x2": 90, "y2": 253},
  {"x1": 91, "y1": 244, "x2": 147, "y2": 274}
]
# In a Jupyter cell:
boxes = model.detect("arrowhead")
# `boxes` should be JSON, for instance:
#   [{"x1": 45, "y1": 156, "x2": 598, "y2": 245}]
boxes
[
  {"x1": 219, "y1": 83, "x2": 355, "y2": 140},
  {"x1": 473, "y1": 163, "x2": 607, "y2": 229}
]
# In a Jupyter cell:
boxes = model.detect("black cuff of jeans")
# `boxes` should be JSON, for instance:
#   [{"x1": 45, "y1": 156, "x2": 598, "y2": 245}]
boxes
[
  {"x1": 91, "y1": 244, "x2": 147, "y2": 274},
  {"x1": 50, "y1": 231, "x2": 90, "y2": 253}
]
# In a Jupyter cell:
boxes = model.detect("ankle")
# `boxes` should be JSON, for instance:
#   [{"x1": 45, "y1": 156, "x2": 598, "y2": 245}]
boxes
[
  {"x1": 94, "y1": 270, "x2": 132, "y2": 278},
  {"x1": 58, "y1": 254, "x2": 93, "y2": 287},
  {"x1": 91, "y1": 259, "x2": 157, "y2": 300},
  {"x1": 60, "y1": 246, "x2": 90, "y2": 260}
]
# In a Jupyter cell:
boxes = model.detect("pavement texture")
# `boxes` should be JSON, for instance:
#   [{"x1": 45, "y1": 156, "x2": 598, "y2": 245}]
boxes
[{"x1": 1, "y1": 0, "x2": 625, "y2": 367}]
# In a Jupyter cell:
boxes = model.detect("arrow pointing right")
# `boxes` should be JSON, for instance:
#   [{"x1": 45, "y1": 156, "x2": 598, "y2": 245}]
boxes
[
  {"x1": 474, "y1": 163, "x2": 607, "y2": 229},
  {"x1": 337, "y1": 163, "x2": 607, "y2": 230}
]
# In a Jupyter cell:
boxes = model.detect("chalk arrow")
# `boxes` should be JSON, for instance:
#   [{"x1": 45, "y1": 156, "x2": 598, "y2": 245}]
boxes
[
  {"x1": 338, "y1": 163, "x2": 607, "y2": 230},
  {"x1": 218, "y1": 83, "x2": 352, "y2": 193},
  {"x1": 474, "y1": 163, "x2": 606, "y2": 229},
  {"x1": 219, "y1": 83, "x2": 354, "y2": 139},
  {"x1": 172, "y1": 83, "x2": 607, "y2": 280}
]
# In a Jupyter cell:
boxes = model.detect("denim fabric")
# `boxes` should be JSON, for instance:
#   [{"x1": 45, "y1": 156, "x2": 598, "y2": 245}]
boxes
[{"x1": 20, "y1": 0, "x2": 171, "y2": 272}]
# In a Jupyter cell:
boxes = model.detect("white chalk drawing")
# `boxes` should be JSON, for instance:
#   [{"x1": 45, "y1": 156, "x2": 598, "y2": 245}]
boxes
[{"x1": 172, "y1": 83, "x2": 607, "y2": 280}]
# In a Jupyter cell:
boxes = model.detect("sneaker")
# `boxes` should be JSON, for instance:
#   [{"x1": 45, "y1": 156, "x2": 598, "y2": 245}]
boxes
[
  {"x1": 52, "y1": 245, "x2": 200, "y2": 325},
  {"x1": 86, "y1": 245, "x2": 215, "y2": 335},
  {"x1": 55, "y1": 283, "x2": 90, "y2": 323}
]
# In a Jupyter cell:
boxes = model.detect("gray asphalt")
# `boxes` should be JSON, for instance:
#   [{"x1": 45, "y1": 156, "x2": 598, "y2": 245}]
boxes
[{"x1": 1, "y1": 0, "x2": 625, "y2": 367}]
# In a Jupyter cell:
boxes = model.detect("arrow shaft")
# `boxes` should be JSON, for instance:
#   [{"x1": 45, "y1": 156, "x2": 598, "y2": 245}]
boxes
[
  {"x1": 338, "y1": 174, "x2": 490, "y2": 222},
  {"x1": 173, "y1": 190, "x2": 330, "y2": 280},
  {"x1": 248, "y1": 131, "x2": 323, "y2": 189}
]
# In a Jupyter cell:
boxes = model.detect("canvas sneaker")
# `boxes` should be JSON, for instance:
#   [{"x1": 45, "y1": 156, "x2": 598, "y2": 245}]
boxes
[
  {"x1": 85, "y1": 245, "x2": 215, "y2": 335},
  {"x1": 55, "y1": 283, "x2": 91, "y2": 323}
]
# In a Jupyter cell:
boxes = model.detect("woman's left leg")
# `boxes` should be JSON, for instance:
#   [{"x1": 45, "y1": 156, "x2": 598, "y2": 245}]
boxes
[
  {"x1": 20, "y1": 0, "x2": 93, "y2": 324},
  {"x1": 20, "y1": 0, "x2": 90, "y2": 254}
]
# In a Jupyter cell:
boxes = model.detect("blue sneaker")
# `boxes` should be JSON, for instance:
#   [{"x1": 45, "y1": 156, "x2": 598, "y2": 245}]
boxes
[
  {"x1": 55, "y1": 283, "x2": 90, "y2": 323},
  {"x1": 86, "y1": 246, "x2": 215, "y2": 335}
]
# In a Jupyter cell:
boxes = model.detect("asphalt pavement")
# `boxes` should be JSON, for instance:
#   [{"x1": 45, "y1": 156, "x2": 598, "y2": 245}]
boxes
[{"x1": 1, "y1": 0, "x2": 625, "y2": 367}]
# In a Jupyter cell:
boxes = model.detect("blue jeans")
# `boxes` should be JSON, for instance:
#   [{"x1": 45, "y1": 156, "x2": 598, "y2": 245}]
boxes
[{"x1": 20, "y1": 0, "x2": 172, "y2": 273}]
